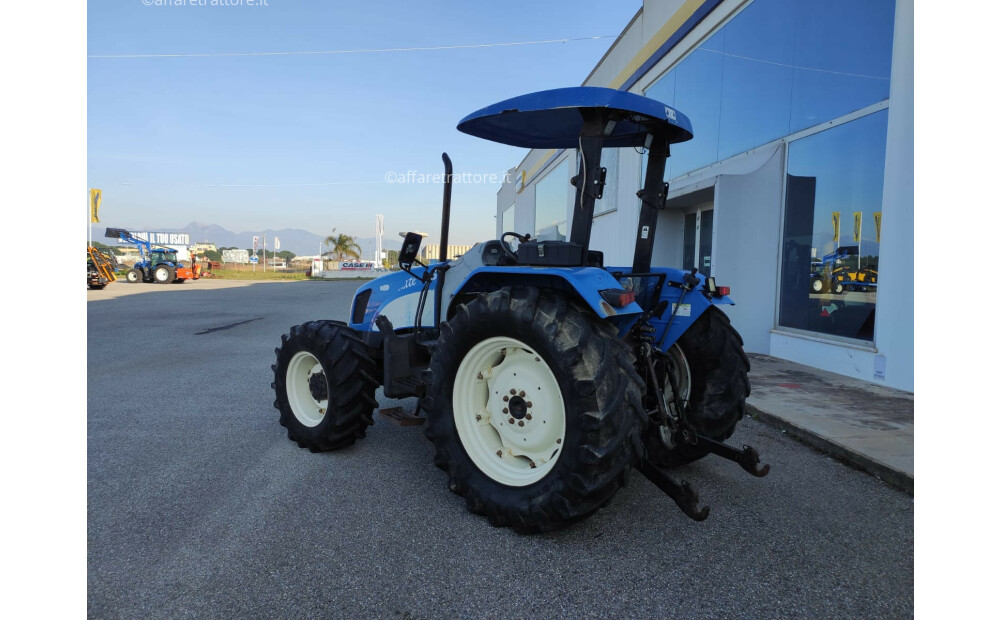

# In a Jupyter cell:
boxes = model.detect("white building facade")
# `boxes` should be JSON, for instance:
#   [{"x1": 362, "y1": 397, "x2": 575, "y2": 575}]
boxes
[{"x1": 496, "y1": 0, "x2": 913, "y2": 391}]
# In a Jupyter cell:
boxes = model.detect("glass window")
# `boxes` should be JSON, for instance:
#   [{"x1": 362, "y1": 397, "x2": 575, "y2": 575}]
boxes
[
  {"x1": 644, "y1": 0, "x2": 895, "y2": 175},
  {"x1": 595, "y1": 148, "x2": 618, "y2": 216},
  {"x1": 790, "y1": 0, "x2": 895, "y2": 132},
  {"x1": 670, "y1": 30, "x2": 724, "y2": 176},
  {"x1": 778, "y1": 110, "x2": 888, "y2": 341},
  {"x1": 501, "y1": 203, "x2": 515, "y2": 236},
  {"x1": 717, "y1": 0, "x2": 796, "y2": 159},
  {"x1": 534, "y1": 159, "x2": 570, "y2": 241}
]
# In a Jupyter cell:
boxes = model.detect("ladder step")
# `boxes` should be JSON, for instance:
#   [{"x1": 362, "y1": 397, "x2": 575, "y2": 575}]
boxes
[{"x1": 379, "y1": 407, "x2": 425, "y2": 426}]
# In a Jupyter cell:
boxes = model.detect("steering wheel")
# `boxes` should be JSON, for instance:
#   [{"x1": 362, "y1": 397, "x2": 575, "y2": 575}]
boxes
[{"x1": 500, "y1": 232, "x2": 530, "y2": 263}]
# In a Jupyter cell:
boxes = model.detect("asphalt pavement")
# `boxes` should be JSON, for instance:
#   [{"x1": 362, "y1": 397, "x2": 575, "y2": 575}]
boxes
[{"x1": 87, "y1": 279, "x2": 913, "y2": 619}]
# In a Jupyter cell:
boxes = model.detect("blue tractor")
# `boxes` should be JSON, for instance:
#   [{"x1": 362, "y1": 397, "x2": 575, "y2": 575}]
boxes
[
  {"x1": 105, "y1": 228, "x2": 194, "y2": 284},
  {"x1": 272, "y1": 87, "x2": 768, "y2": 531}
]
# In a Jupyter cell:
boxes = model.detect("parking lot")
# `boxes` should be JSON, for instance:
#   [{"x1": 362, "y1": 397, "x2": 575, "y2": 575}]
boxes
[{"x1": 87, "y1": 278, "x2": 913, "y2": 619}]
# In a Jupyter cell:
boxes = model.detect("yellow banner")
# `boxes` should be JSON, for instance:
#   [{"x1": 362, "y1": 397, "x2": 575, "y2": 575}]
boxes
[
  {"x1": 89, "y1": 188, "x2": 102, "y2": 223},
  {"x1": 852, "y1": 211, "x2": 862, "y2": 243},
  {"x1": 873, "y1": 211, "x2": 882, "y2": 243},
  {"x1": 832, "y1": 211, "x2": 841, "y2": 243}
]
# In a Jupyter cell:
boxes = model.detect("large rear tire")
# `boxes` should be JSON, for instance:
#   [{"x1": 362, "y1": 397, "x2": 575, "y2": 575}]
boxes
[
  {"x1": 272, "y1": 321, "x2": 378, "y2": 451},
  {"x1": 644, "y1": 306, "x2": 750, "y2": 468},
  {"x1": 425, "y1": 287, "x2": 646, "y2": 533},
  {"x1": 154, "y1": 265, "x2": 175, "y2": 284}
]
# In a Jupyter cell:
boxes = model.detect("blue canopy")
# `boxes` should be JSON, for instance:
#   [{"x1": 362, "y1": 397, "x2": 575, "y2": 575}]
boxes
[{"x1": 457, "y1": 86, "x2": 693, "y2": 149}]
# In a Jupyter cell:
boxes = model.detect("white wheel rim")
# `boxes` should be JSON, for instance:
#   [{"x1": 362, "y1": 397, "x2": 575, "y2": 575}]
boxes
[
  {"x1": 155, "y1": 269, "x2": 168, "y2": 282},
  {"x1": 286, "y1": 351, "x2": 328, "y2": 427},
  {"x1": 659, "y1": 344, "x2": 692, "y2": 446},
  {"x1": 453, "y1": 336, "x2": 566, "y2": 487}
]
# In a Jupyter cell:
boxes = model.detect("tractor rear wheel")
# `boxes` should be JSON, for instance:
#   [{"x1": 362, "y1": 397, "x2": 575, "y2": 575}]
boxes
[
  {"x1": 154, "y1": 265, "x2": 175, "y2": 284},
  {"x1": 126, "y1": 269, "x2": 142, "y2": 283},
  {"x1": 272, "y1": 320, "x2": 378, "y2": 451},
  {"x1": 644, "y1": 306, "x2": 750, "y2": 468},
  {"x1": 425, "y1": 287, "x2": 646, "y2": 533}
]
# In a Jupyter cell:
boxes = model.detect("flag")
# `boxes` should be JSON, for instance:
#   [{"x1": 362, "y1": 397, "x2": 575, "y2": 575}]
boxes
[
  {"x1": 873, "y1": 212, "x2": 882, "y2": 243},
  {"x1": 89, "y1": 189, "x2": 102, "y2": 223},
  {"x1": 852, "y1": 211, "x2": 862, "y2": 243},
  {"x1": 831, "y1": 211, "x2": 840, "y2": 243},
  {"x1": 274, "y1": 236, "x2": 280, "y2": 251},
  {"x1": 253, "y1": 236, "x2": 259, "y2": 252}
]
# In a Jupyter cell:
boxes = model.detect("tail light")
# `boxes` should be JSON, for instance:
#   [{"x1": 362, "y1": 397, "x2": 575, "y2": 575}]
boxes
[{"x1": 599, "y1": 289, "x2": 636, "y2": 307}]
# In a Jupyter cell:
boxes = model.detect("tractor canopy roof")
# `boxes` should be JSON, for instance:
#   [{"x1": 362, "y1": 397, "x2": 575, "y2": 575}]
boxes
[{"x1": 457, "y1": 86, "x2": 693, "y2": 149}]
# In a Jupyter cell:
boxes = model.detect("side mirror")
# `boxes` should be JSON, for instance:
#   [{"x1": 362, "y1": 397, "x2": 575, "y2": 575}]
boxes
[{"x1": 398, "y1": 232, "x2": 424, "y2": 268}]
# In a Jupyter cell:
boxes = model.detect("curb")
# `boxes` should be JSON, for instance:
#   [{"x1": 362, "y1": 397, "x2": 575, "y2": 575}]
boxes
[{"x1": 747, "y1": 403, "x2": 913, "y2": 495}]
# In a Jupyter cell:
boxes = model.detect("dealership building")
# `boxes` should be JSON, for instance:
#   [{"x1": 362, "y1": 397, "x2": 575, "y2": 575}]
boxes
[{"x1": 496, "y1": 0, "x2": 913, "y2": 391}]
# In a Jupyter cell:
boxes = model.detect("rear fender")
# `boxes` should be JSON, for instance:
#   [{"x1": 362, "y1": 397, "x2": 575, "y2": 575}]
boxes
[
  {"x1": 628, "y1": 267, "x2": 735, "y2": 351},
  {"x1": 450, "y1": 266, "x2": 644, "y2": 327}
]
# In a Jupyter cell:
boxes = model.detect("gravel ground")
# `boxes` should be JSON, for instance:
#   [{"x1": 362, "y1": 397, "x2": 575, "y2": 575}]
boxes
[{"x1": 87, "y1": 279, "x2": 913, "y2": 619}]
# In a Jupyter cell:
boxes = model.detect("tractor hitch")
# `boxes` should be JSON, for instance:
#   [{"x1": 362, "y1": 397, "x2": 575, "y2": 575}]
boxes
[
  {"x1": 637, "y1": 458, "x2": 710, "y2": 521},
  {"x1": 694, "y1": 435, "x2": 771, "y2": 478}
]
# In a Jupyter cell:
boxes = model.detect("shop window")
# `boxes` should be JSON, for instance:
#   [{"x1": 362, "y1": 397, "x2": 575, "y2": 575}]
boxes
[
  {"x1": 778, "y1": 110, "x2": 888, "y2": 342},
  {"x1": 645, "y1": 0, "x2": 895, "y2": 175},
  {"x1": 534, "y1": 159, "x2": 570, "y2": 240}
]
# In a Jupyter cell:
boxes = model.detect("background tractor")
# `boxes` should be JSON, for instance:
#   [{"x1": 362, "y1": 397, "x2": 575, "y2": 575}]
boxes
[
  {"x1": 87, "y1": 246, "x2": 118, "y2": 290},
  {"x1": 272, "y1": 87, "x2": 768, "y2": 532},
  {"x1": 105, "y1": 228, "x2": 198, "y2": 284},
  {"x1": 810, "y1": 246, "x2": 878, "y2": 294}
]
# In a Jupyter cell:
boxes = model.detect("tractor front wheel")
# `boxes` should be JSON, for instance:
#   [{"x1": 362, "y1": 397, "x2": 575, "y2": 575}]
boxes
[
  {"x1": 126, "y1": 269, "x2": 142, "y2": 283},
  {"x1": 272, "y1": 321, "x2": 378, "y2": 451},
  {"x1": 425, "y1": 287, "x2": 646, "y2": 533},
  {"x1": 644, "y1": 306, "x2": 750, "y2": 468}
]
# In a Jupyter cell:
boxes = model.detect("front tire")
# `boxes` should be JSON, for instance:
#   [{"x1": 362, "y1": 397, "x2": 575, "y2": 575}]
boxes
[
  {"x1": 272, "y1": 321, "x2": 378, "y2": 451},
  {"x1": 425, "y1": 287, "x2": 646, "y2": 533},
  {"x1": 644, "y1": 306, "x2": 750, "y2": 468},
  {"x1": 126, "y1": 269, "x2": 142, "y2": 283}
]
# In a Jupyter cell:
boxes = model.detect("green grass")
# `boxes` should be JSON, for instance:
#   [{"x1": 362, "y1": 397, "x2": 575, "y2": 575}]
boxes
[{"x1": 207, "y1": 268, "x2": 309, "y2": 281}]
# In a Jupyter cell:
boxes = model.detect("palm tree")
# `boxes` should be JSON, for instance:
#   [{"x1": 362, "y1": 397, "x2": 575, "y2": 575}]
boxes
[{"x1": 323, "y1": 228, "x2": 362, "y2": 261}]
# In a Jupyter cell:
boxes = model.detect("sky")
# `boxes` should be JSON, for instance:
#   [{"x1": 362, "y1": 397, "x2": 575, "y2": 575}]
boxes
[{"x1": 87, "y1": 0, "x2": 642, "y2": 246}]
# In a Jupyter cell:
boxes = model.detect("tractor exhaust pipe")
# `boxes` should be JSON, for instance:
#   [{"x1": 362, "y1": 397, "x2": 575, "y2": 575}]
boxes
[{"x1": 440, "y1": 153, "x2": 453, "y2": 263}]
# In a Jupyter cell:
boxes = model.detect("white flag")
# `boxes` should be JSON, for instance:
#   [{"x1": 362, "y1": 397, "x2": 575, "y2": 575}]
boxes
[
  {"x1": 253, "y1": 236, "x2": 259, "y2": 251},
  {"x1": 274, "y1": 236, "x2": 280, "y2": 250}
]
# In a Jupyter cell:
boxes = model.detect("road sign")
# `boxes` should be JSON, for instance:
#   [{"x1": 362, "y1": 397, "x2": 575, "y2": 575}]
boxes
[{"x1": 250, "y1": 256, "x2": 259, "y2": 264}]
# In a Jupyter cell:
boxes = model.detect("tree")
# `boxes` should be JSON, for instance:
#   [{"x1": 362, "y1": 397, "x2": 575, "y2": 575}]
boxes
[
  {"x1": 203, "y1": 249, "x2": 222, "y2": 262},
  {"x1": 90, "y1": 241, "x2": 122, "y2": 255},
  {"x1": 323, "y1": 228, "x2": 362, "y2": 261},
  {"x1": 385, "y1": 249, "x2": 399, "y2": 269}
]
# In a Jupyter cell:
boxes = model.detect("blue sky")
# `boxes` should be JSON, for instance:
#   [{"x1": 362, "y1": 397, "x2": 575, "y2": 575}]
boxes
[{"x1": 87, "y1": 0, "x2": 641, "y2": 245}]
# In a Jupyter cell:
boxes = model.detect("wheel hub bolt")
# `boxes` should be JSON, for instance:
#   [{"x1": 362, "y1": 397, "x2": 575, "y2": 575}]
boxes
[
  {"x1": 503, "y1": 395, "x2": 509, "y2": 402},
  {"x1": 503, "y1": 407, "x2": 509, "y2": 414},
  {"x1": 518, "y1": 421, "x2": 524, "y2": 427},
  {"x1": 510, "y1": 389, "x2": 517, "y2": 395},
  {"x1": 525, "y1": 414, "x2": 532, "y2": 421},
  {"x1": 556, "y1": 438, "x2": 562, "y2": 444},
  {"x1": 519, "y1": 391, "x2": 525, "y2": 397},
  {"x1": 526, "y1": 401, "x2": 532, "y2": 408},
  {"x1": 508, "y1": 418, "x2": 515, "y2": 424}
]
